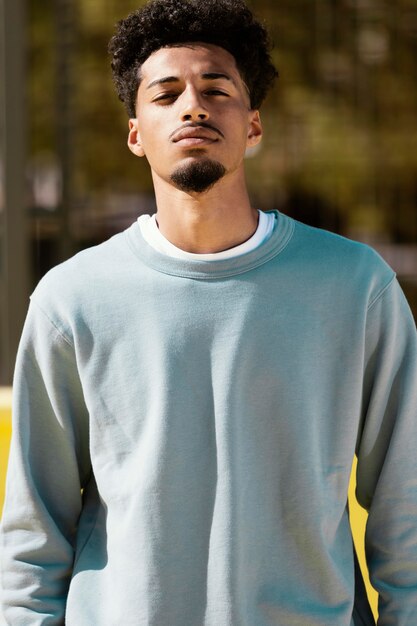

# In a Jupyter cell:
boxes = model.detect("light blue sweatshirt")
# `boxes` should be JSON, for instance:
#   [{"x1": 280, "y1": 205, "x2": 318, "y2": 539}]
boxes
[{"x1": 1, "y1": 210, "x2": 417, "y2": 625}]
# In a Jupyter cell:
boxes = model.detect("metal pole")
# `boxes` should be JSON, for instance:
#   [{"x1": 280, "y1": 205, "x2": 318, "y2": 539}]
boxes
[
  {"x1": 54, "y1": 0, "x2": 76, "y2": 263},
  {"x1": 0, "y1": 0, "x2": 30, "y2": 385}
]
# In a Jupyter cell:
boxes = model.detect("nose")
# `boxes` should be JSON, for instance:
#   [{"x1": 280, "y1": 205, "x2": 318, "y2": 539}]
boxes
[{"x1": 180, "y1": 87, "x2": 209, "y2": 122}]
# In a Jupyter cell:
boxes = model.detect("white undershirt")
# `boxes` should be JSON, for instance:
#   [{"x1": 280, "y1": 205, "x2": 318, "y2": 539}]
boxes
[{"x1": 137, "y1": 210, "x2": 276, "y2": 260}]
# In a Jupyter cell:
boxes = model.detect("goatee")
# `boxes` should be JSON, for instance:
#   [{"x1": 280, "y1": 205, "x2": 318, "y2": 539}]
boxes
[{"x1": 170, "y1": 157, "x2": 226, "y2": 194}]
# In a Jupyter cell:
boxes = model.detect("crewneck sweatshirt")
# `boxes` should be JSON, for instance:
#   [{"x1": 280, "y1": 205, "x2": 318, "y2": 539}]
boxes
[{"x1": 1, "y1": 210, "x2": 417, "y2": 626}]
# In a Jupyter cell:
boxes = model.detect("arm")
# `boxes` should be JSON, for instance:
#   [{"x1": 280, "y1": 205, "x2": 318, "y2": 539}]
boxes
[
  {"x1": 356, "y1": 278, "x2": 417, "y2": 625},
  {"x1": 0, "y1": 300, "x2": 91, "y2": 625}
]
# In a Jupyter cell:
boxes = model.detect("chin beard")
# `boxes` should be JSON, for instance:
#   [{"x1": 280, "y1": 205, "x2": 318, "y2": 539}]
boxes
[{"x1": 170, "y1": 157, "x2": 226, "y2": 194}]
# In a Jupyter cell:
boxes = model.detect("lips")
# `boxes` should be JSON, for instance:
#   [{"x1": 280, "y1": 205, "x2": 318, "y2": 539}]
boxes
[{"x1": 172, "y1": 126, "x2": 220, "y2": 143}]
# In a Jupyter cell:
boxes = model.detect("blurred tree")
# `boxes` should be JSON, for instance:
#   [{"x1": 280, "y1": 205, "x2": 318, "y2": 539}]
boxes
[{"x1": 27, "y1": 0, "x2": 417, "y2": 249}]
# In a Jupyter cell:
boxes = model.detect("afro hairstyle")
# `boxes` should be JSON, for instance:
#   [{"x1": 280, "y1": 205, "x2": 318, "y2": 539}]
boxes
[{"x1": 108, "y1": 0, "x2": 278, "y2": 118}]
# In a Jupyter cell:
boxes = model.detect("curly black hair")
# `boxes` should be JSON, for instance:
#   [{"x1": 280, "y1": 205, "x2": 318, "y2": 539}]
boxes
[{"x1": 108, "y1": 0, "x2": 278, "y2": 118}]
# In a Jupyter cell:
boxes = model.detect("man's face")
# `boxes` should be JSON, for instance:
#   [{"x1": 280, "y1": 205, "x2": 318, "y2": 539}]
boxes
[{"x1": 128, "y1": 43, "x2": 262, "y2": 194}]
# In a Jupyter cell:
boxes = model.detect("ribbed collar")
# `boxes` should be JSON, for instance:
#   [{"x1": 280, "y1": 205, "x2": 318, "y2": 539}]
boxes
[{"x1": 125, "y1": 210, "x2": 295, "y2": 280}]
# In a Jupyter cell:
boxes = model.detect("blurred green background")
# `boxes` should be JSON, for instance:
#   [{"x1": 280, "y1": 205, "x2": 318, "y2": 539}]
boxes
[{"x1": 1, "y1": 0, "x2": 417, "y2": 382}]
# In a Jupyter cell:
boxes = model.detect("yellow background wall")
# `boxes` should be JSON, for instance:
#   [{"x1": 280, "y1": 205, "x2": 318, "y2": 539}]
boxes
[
  {"x1": 349, "y1": 457, "x2": 378, "y2": 620},
  {"x1": 0, "y1": 388, "x2": 12, "y2": 519},
  {"x1": 0, "y1": 387, "x2": 377, "y2": 619}
]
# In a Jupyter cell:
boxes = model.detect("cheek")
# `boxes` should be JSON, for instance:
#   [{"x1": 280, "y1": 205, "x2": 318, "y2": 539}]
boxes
[
  {"x1": 138, "y1": 126, "x2": 162, "y2": 158},
  {"x1": 228, "y1": 120, "x2": 252, "y2": 151},
  {"x1": 138, "y1": 131, "x2": 172, "y2": 170},
  {"x1": 136, "y1": 109, "x2": 162, "y2": 147},
  {"x1": 226, "y1": 107, "x2": 252, "y2": 140}
]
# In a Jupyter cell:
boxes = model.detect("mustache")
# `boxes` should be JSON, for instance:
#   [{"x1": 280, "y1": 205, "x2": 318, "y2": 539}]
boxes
[{"x1": 169, "y1": 121, "x2": 224, "y2": 141}]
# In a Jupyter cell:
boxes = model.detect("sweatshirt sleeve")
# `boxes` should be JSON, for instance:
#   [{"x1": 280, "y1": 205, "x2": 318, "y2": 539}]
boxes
[
  {"x1": 0, "y1": 299, "x2": 91, "y2": 625},
  {"x1": 355, "y1": 277, "x2": 417, "y2": 625}
]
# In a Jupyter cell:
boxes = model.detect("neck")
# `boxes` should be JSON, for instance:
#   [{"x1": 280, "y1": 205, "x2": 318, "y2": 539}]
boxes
[{"x1": 151, "y1": 167, "x2": 259, "y2": 254}]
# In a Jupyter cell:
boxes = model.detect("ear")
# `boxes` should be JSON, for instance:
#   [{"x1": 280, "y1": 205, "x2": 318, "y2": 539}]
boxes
[
  {"x1": 246, "y1": 110, "x2": 263, "y2": 148},
  {"x1": 127, "y1": 118, "x2": 145, "y2": 157}
]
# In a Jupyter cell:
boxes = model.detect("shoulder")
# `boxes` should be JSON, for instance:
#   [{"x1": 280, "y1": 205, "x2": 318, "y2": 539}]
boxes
[
  {"x1": 33, "y1": 229, "x2": 130, "y2": 292},
  {"x1": 285, "y1": 216, "x2": 396, "y2": 305},
  {"x1": 30, "y1": 227, "x2": 135, "y2": 338}
]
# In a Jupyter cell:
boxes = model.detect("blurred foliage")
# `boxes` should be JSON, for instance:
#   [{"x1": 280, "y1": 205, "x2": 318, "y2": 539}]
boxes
[{"x1": 28, "y1": 0, "x2": 417, "y2": 243}]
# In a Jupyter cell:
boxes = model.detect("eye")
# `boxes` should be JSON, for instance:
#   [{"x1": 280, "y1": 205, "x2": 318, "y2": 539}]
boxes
[
  {"x1": 153, "y1": 93, "x2": 177, "y2": 104},
  {"x1": 205, "y1": 90, "x2": 229, "y2": 97}
]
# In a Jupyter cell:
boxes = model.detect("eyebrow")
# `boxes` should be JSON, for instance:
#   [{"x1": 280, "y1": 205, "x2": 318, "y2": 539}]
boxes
[{"x1": 146, "y1": 72, "x2": 235, "y2": 90}]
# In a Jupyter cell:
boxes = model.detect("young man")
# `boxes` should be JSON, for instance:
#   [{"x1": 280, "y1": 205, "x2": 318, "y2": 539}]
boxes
[{"x1": 1, "y1": 0, "x2": 417, "y2": 624}]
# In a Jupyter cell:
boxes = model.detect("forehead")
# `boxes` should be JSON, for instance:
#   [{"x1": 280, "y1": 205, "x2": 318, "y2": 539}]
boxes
[{"x1": 140, "y1": 43, "x2": 241, "y2": 84}]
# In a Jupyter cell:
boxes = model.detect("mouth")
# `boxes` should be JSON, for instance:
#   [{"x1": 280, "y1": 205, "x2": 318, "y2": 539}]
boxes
[
  {"x1": 172, "y1": 125, "x2": 222, "y2": 145},
  {"x1": 174, "y1": 137, "x2": 217, "y2": 147}
]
